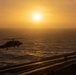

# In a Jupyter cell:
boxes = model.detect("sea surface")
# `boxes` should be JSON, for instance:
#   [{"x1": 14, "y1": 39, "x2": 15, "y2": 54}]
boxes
[{"x1": 0, "y1": 28, "x2": 76, "y2": 67}]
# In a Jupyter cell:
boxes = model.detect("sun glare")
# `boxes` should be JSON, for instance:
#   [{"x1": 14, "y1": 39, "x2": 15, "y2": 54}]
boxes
[{"x1": 33, "y1": 13, "x2": 41, "y2": 21}]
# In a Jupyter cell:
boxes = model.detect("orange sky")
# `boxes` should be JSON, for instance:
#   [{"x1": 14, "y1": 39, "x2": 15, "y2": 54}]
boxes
[{"x1": 0, "y1": 0, "x2": 76, "y2": 29}]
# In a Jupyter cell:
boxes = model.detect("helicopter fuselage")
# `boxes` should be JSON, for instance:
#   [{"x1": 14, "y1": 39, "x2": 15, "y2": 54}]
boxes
[{"x1": 0, "y1": 40, "x2": 23, "y2": 49}]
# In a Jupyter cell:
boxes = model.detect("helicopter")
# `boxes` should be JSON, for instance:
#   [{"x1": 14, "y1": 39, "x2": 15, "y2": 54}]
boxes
[{"x1": 0, "y1": 38, "x2": 23, "y2": 50}]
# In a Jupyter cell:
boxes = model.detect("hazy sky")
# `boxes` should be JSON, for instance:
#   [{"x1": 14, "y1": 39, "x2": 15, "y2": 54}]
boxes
[{"x1": 0, "y1": 0, "x2": 76, "y2": 28}]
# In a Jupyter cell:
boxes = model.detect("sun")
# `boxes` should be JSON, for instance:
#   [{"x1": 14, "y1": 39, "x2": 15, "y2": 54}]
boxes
[{"x1": 33, "y1": 13, "x2": 41, "y2": 21}]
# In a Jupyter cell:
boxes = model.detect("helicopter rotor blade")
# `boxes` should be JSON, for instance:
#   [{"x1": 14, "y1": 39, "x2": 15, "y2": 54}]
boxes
[{"x1": 3, "y1": 38, "x2": 20, "y2": 40}]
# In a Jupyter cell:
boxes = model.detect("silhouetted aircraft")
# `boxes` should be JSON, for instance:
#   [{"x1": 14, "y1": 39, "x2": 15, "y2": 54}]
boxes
[{"x1": 0, "y1": 39, "x2": 23, "y2": 50}]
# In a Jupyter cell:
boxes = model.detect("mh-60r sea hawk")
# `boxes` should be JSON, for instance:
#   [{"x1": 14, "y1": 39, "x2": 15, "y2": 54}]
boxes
[{"x1": 0, "y1": 38, "x2": 23, "y2": 50}]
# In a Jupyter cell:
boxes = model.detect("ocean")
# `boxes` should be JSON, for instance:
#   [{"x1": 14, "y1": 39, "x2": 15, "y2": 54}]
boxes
[{"x1": 0, "y1": 28, "x2": 76, "y2": 67}]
